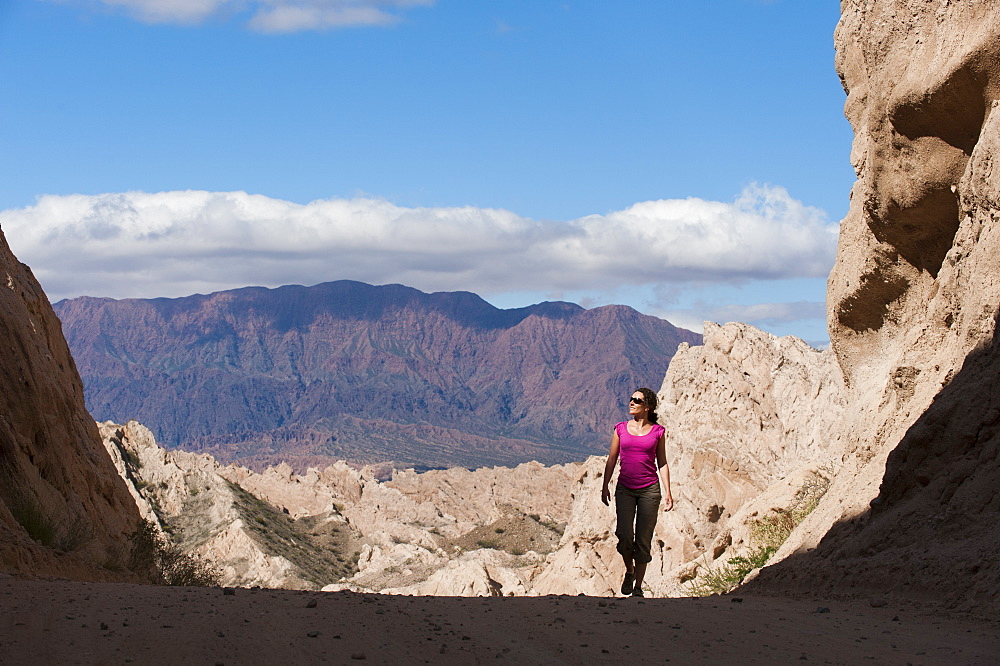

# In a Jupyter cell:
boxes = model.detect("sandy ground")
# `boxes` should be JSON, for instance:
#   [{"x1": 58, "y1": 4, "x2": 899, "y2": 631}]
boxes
[{"x1": 1, "y1": 576, "x2": 997, "y2": 665}]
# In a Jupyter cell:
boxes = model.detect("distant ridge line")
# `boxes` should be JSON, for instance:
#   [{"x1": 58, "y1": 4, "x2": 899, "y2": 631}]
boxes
[{"x1": 54, "y1": 279, "x2": 700, "y2": 470}]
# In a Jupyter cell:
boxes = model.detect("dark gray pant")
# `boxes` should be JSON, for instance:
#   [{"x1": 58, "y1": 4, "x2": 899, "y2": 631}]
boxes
[{"x1": 615, "y1": 482, "x2": 661, "y2": 564}]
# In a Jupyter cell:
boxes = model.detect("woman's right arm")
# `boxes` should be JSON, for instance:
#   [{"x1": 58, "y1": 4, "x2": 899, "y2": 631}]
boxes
[{"x1": 601, "y1": 431, "x2": 620, "y2": 506}]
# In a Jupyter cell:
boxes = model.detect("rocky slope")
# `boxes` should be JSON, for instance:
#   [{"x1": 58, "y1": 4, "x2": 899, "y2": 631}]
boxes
[
  {"x1": 746, "y1": 0, "x2": 1000, "y2": 614},
  {"x1": 100, "y1": 320, "x2": 842, "y2": 597},
  {"x1": 0, "y1": 226, "x2": 140, "y2": 579},
  {"x1": 102, "y1": 419, "x2": 578, "y2": 593},
  {"x1": 527, "y1": 322, "x2": 844, "y2": 597},
  {"x1": 55, "y1": 281, "x2": 699, "y2": 470}
]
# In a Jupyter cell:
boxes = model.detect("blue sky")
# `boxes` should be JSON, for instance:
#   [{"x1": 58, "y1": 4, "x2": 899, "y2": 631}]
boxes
[{"x1": 0, "y1": 0, "x2": 851, "y2": 346}]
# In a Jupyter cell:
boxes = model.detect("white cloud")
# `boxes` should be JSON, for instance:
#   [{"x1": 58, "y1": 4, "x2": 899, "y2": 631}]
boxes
[
  {"x1": 702, "y1": 301, "x2": 827, "y2": 325},
  {"x1": 656, "y1": 300, "x2": 826, "y2": 331},
  {"x1": 652, "y1": 299, "x2": 830, "y2": 347},
  {"x1": 70, "y1": 0, "x2": 435, "y2": 31},
  {"x1": 0, "y1": 185, "x2": 837, "y2": 302}
]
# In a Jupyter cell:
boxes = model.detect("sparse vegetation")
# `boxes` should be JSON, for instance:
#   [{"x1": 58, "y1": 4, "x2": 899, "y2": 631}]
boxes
[
  {"x1": 686, "y1": 546, "x2": 775, "y2": 597},
  {"x1": 56, "y1": 516, "x2": 94, "y2": 552},
  {"x1": 128, "y1": 520, "x2": 221, "y2": 586},
  {"x1": 9, "y1": 492, "x2": 55, "y2": 546},
  {"x1": 122, "y1": 447, "x2": 142, "y2": 470},
  {"x1": 539, "y1": 518, "x2": 565, "y2": 536},
  {"x1": 226, "y1": 481, "x2": 359, "y2": 585},
  {"x1": 444, "y1": 504, "x2": 562, "y2": 557},
  {"x1": 2, "y1": 474, "x2": 92, "y2": 553},
  {"x1": 687, "y1": 471, "x2": 832, "y2": 597}
]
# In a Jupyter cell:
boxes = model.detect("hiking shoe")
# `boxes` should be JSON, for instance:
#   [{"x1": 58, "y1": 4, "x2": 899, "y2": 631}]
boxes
[
  {"x1": 631, "y1": 587, "x2": 644, "y2": 598},
  {"x1": 620, "y1": 572, "x2": 634, "y2": 595}
]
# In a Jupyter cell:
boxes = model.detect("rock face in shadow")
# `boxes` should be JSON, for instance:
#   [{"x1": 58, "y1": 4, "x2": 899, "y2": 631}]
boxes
[
  {"x1": 54, "y1": 281, "x2": 699, "y2": 470},
  {"x1": 0, "y1": 227, "x2": 140, "y2": 579},
  {"x1": 747, "y1": 0, "x2": 1000, "y2": 613}
]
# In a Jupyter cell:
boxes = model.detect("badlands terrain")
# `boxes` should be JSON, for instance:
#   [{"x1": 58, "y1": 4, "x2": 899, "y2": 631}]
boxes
[{"x1": 3, "y1": 0, "x2": 1000, "y2": 663}]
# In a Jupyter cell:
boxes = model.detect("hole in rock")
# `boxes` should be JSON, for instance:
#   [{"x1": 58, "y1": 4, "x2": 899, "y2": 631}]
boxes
[{"x1": 836, "y1": 271, "x2": 910, "y2": 334}]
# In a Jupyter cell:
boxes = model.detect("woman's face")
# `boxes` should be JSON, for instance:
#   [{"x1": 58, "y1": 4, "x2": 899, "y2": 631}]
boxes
[{"x1": 628, "y1": 392, "x2": 649, "y2": 417}]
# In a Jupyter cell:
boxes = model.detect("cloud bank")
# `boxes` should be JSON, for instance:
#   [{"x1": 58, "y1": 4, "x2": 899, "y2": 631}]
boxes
[
  {"x1": 73, "y1": 0, "x2": 434, "y2": 32},
  {"x1": 655, "y1": 300, "x2": 828, "y2": 335},
  {"x1": 0, "y1": 185, "x2": 837, "y2": 302}
]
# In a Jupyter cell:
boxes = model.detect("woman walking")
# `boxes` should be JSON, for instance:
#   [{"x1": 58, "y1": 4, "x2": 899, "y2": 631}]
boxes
[{"x1": 601, "y1": 387, "x2": 674, "y2": 597}]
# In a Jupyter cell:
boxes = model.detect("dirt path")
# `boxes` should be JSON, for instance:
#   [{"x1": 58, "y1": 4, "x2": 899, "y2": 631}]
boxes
[{"x1": 1, "y1": 577, "x2": 997, "y2": 664}]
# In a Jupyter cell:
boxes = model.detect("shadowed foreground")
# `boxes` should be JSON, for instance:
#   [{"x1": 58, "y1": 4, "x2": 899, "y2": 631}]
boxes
[{"x1": 2, "y1": 577, "x2": 997, "y2": 665}]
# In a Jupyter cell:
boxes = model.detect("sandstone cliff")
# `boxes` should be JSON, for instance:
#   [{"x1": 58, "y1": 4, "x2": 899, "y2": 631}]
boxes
[
  {"x1": 531, "y1": 322, "x2": 844, "y2": 597},
  {"x1": 0, "y1": 226, "x2": 140, "y2": 579},
  {"x1": 746, "y1": 0, "x2": 1000, "y2": 613}
]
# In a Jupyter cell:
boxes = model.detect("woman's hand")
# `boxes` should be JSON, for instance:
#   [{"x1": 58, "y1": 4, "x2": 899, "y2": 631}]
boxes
[
  {"x1": 663, "y1": 495, "x2": 674, "y2": 512},
  {"x1": 601, "y1": 485, "x2": 611, "y2": 506}
]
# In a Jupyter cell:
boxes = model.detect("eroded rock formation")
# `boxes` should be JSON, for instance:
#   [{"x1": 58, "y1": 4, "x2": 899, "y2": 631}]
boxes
[
  {"x1": 531, "y1": 323, "x2": 843, "y2": 598},
  {"x1": 652, "y1": 323, "x2": 844, "y2": 582},
  {"x1": 0, "y1": 227, "x2": 140, "y2": 579},
  {"x1": 98, "y1": 319, "x2": 843, "y2": 597},
  {"x1": 748, "y1": 0, "x2": 1000, "y2": 613},
  {"x1": 102, "y1": 420, "x2": 578, "y2": 593}
]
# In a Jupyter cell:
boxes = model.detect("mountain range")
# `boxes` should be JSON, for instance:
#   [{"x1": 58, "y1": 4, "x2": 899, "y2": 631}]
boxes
[{"x1": 53, "y1": 281, "x2": 700, "y2": 469}]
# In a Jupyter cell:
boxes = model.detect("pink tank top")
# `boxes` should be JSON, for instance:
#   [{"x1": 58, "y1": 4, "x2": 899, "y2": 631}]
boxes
[{"x1": 615, "y1": 421, "x2": 663, "y2": 490}]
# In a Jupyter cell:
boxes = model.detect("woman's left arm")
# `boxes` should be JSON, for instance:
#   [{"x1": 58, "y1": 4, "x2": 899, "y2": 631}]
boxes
[{"x1": 656, "y1": 434, "x2": 673, "y2": 512}]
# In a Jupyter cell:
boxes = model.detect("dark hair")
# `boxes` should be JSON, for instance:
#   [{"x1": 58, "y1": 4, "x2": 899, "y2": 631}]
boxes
[{"x1": 636, "y1": 387, "x2": 659, "y2": 424}]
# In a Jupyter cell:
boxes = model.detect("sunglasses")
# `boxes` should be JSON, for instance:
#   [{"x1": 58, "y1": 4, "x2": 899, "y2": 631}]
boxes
[{"x1": 628, "y1": 396, "x2": 646, "y2": 405}]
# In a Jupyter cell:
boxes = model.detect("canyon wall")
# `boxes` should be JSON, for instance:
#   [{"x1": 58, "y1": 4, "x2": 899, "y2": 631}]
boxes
[
  {"x1": 0, "y1": 227, "x2": 140, "y2": 579},
  {"x1": 747, "y1": 0, "x2": 1000, "y2": 613},
  {"x1": 6, "y1": 0, "x2": 1000, "y2": 613}
]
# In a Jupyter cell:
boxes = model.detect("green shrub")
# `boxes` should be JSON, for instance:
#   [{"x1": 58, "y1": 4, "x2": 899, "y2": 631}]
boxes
[
  {"x1": 122, "y1": 448, "x2": 142, "y2": 470},
  {"x1": 10, "y1": 493, "x2": 55, "y2": 546},
  {"x1": 686, "y1": 545, "x2": 775, "y2": 597},
  {"x1": 687, "y1": 471, "x2": 831, "y2": 597},
  {"x1": 128, "y1": 520, "x2": 221, "y2": 586},
  {"x1": 56, "y1": 516, "x2": 94, "y2": 552}
]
